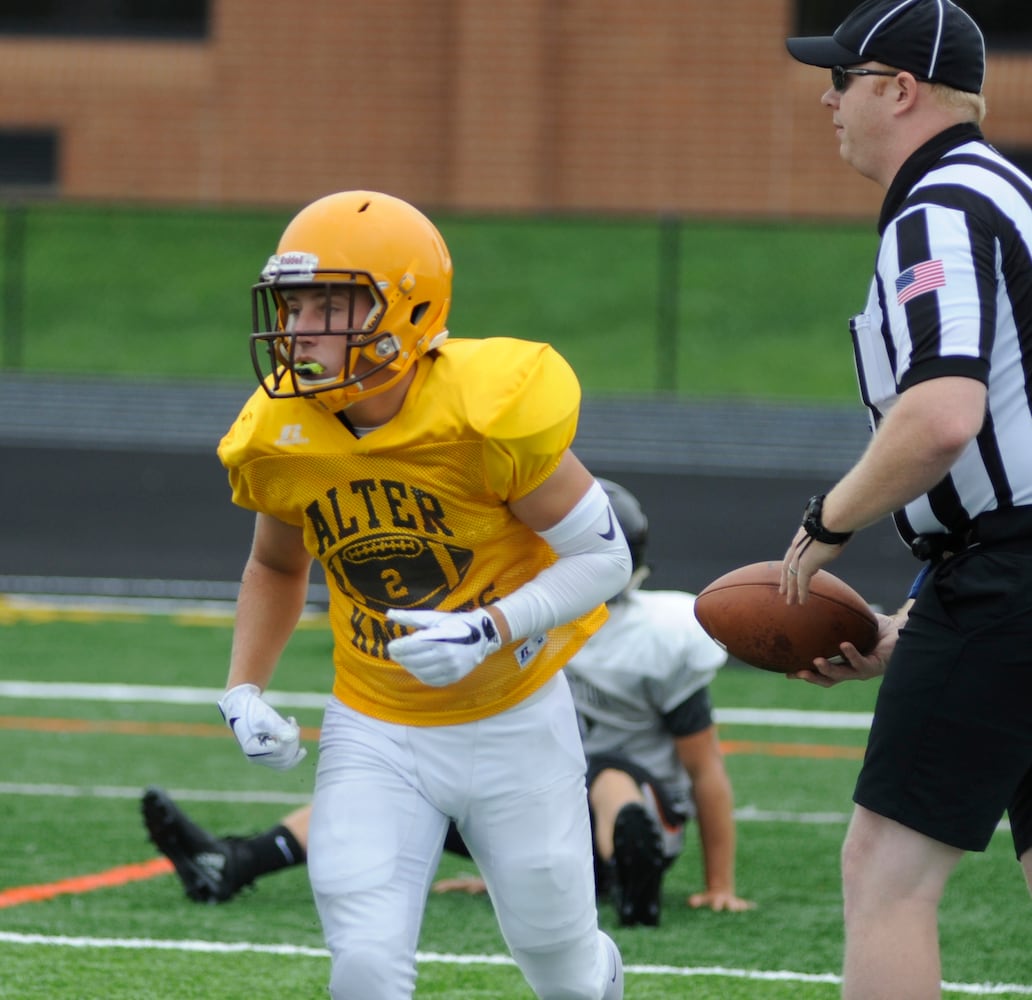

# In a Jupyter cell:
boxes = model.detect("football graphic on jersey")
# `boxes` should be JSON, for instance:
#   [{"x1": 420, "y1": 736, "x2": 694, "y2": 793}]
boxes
[
  {"x1": 327, "y1": 533, "x2": 475, "y2": 612},
  {"x1": 693, "y1": 561, "x2": 878, "y2": 674}
]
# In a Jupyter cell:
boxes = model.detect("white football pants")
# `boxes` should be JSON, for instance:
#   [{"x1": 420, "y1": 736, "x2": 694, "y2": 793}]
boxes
[{"x1": 308, "y1": 673, "x2": 623, "y2": 1000}]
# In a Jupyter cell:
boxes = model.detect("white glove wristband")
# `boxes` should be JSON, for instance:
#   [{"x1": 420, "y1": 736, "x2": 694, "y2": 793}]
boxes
[{"x1": 218, "y1": 682, "x2": 307, "y2": 771}]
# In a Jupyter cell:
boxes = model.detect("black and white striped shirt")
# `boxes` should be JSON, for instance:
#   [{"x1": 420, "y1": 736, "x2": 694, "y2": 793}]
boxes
[{"x1": 850, "y1": 123, "x2": 1032, "y2": 542}]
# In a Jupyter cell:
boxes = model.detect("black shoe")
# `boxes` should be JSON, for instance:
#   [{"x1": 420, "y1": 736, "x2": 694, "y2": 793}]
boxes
[
  {"x1": 611, "y1": 802, "x2": 665, "y2": 927},
  {"x1": 141, "y1": 787, "x2": 252, "y2": 903}
]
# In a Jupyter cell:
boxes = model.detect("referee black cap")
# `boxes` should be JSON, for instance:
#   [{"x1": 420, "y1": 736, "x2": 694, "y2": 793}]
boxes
[{"x1": 786, "y1": 0, "x2": 985, "y2": 94}]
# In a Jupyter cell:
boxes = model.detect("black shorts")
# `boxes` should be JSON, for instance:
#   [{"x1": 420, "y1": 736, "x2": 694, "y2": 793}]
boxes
[{"x1": 854, "y1": 547, "x2": 1032, "y2": 857}]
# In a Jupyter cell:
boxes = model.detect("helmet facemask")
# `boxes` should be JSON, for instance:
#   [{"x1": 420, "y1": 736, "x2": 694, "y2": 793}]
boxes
[{"x1": 247, "y1": 282, "x2": 396, "y2": 400}]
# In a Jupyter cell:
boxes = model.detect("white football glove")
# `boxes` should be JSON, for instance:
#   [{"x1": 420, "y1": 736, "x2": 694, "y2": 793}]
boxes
[
  {"x1": 217, "y1": 683, "x2": 307, "y2": 771},
  {"x1": 387, "y1": 608, "x2": 504, "y2": 687}
]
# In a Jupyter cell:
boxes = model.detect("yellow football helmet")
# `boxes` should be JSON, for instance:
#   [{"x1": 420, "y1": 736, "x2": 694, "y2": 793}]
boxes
[{"x1": 250, "y1": 190, "x2": 453, "y2": 410}]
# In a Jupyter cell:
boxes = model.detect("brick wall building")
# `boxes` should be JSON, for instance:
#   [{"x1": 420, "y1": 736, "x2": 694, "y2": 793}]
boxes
[{"x1": 1, "y1": 0, "x2": 1029, "y2": 220}]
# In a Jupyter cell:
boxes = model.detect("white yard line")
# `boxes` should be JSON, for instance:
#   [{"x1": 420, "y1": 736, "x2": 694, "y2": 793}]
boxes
[
  {"x1": 0, "y1": 782, "x2": 853, "y2": 824},
  {"x1": 0, "y1": 680, "x2": 330, "y2": 711},
  {"x1": 0, "y1": 679, "x2": 872, "y2": 728},
  {"x1": 0, "y1": 782, "x2": 313, "y2": 807},
  {"x1": 0, "y1": 932, "x2": 1028, "y2": 995}
]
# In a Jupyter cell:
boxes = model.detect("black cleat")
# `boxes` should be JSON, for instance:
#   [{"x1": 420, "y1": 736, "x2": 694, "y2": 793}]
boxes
[
  {"x1": 611, "y1": 802, "x2": 665, "y2": 927},
  {"x1": 141, "y1": 787, "x2": 252, "y2": 904}
]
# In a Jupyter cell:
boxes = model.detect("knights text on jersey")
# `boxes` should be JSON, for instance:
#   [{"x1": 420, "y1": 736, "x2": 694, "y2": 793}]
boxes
[
  {"x1": 850, "y1": 132, "x2": 1032, "y2": 538},
  {"x1": 217, "y1": 337, "x2": 607, "y2": 726}
]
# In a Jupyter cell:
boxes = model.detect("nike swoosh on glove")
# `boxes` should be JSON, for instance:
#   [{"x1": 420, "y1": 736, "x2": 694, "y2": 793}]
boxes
[
  {"x1": 217, "y1": 683, "x2": 307, "y2": 770},
  {"x1": 387, "y1": 608, "x2": 503, "y2": 687}
]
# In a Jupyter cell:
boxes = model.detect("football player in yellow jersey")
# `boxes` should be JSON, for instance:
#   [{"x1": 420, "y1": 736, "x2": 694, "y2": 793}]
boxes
[{"x1": 214, "y1": 190, "x2": 629, "y2": 1000}]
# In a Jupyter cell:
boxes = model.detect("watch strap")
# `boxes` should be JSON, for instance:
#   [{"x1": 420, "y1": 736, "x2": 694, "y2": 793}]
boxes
[{"x1": 802, "y1": 494, "x2": 853, "y2": 545}]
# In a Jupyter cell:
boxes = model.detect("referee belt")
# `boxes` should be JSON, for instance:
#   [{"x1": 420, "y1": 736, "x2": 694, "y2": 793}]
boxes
[{"x1": 910, "y1": 505, "x2": 1032, "y2": 563}]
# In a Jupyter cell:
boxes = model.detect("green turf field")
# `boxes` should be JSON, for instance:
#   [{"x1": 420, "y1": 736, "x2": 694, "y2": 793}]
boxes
[
  {"x1": 0, "y1": 202, "x2": 877, "y2": 401},
  {"x1": 2, "y1": 602, "x2": 1029, "y2": 998}
]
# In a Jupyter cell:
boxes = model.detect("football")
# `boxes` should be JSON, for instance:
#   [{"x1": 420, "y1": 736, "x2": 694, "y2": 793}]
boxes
[{"x1": 694, "y1": 561, "x2": 878, "y2": 674}]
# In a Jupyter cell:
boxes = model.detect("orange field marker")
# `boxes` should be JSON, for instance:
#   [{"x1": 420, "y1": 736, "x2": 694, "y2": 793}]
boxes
[
  {"x1": 0, "y1": 857, "x2": 173, "y2": 909},
  {"x1": 721, "y1": 739, "x2": 864, "y2": 760}
]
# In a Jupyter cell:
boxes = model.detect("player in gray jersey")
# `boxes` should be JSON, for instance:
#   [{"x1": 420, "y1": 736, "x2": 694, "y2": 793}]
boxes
[{"x1": 565, "y1": 480, "x2": 755, "y2": 926}]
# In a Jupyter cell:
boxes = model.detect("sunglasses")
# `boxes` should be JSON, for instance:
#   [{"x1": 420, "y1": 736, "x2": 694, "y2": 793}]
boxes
[{"x1": 831, "y1": 65, "x2": 900, "y2": 92}]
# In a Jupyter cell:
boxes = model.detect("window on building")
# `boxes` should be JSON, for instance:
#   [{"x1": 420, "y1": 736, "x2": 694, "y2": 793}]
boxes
[
  {"x1": 0, "y1": 0, "x2": 209, "y2": 39},
  {"x1": 795, "y1": 1, "x2": 1032, "y2": 51},
  {"x1": 0, "y1": 129, "x2": 58, "y2": 192}
]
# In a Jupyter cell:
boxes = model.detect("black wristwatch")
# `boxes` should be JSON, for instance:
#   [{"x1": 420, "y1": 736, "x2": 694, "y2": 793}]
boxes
[{"x1": 801, "y1": 494, "x2": 854, "y2": 545}]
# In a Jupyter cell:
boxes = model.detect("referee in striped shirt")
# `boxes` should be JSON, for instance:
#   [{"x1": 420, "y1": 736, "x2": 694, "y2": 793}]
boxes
[{"x1": 780, "y1": 1, "x2": 1032, "y2": 996}]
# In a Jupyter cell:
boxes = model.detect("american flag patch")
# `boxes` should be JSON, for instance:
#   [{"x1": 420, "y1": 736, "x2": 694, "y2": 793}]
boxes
[{"x1": 895, "y1": 259, "x2": 946, "y2": 305}]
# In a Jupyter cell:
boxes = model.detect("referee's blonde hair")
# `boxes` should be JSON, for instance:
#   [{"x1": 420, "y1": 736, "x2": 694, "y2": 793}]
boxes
[{"x1": 929, "y1": 81, "x2": 986, "y2": 124}]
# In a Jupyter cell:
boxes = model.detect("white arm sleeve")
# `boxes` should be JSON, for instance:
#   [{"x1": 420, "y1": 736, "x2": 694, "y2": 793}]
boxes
[{"x1": 493, "y1": 480, "x2": 632, "y2": 641}]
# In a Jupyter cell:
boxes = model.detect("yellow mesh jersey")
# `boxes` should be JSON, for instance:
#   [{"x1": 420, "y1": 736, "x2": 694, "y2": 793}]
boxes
[{"x1": 218, "y1": 337, "x2": 607, "y2": 726}]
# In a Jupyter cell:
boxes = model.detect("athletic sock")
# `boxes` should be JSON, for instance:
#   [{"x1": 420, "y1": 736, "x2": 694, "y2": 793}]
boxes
[{"x1": 238, "y1": 824, "x2": 306, "y2": 879}]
